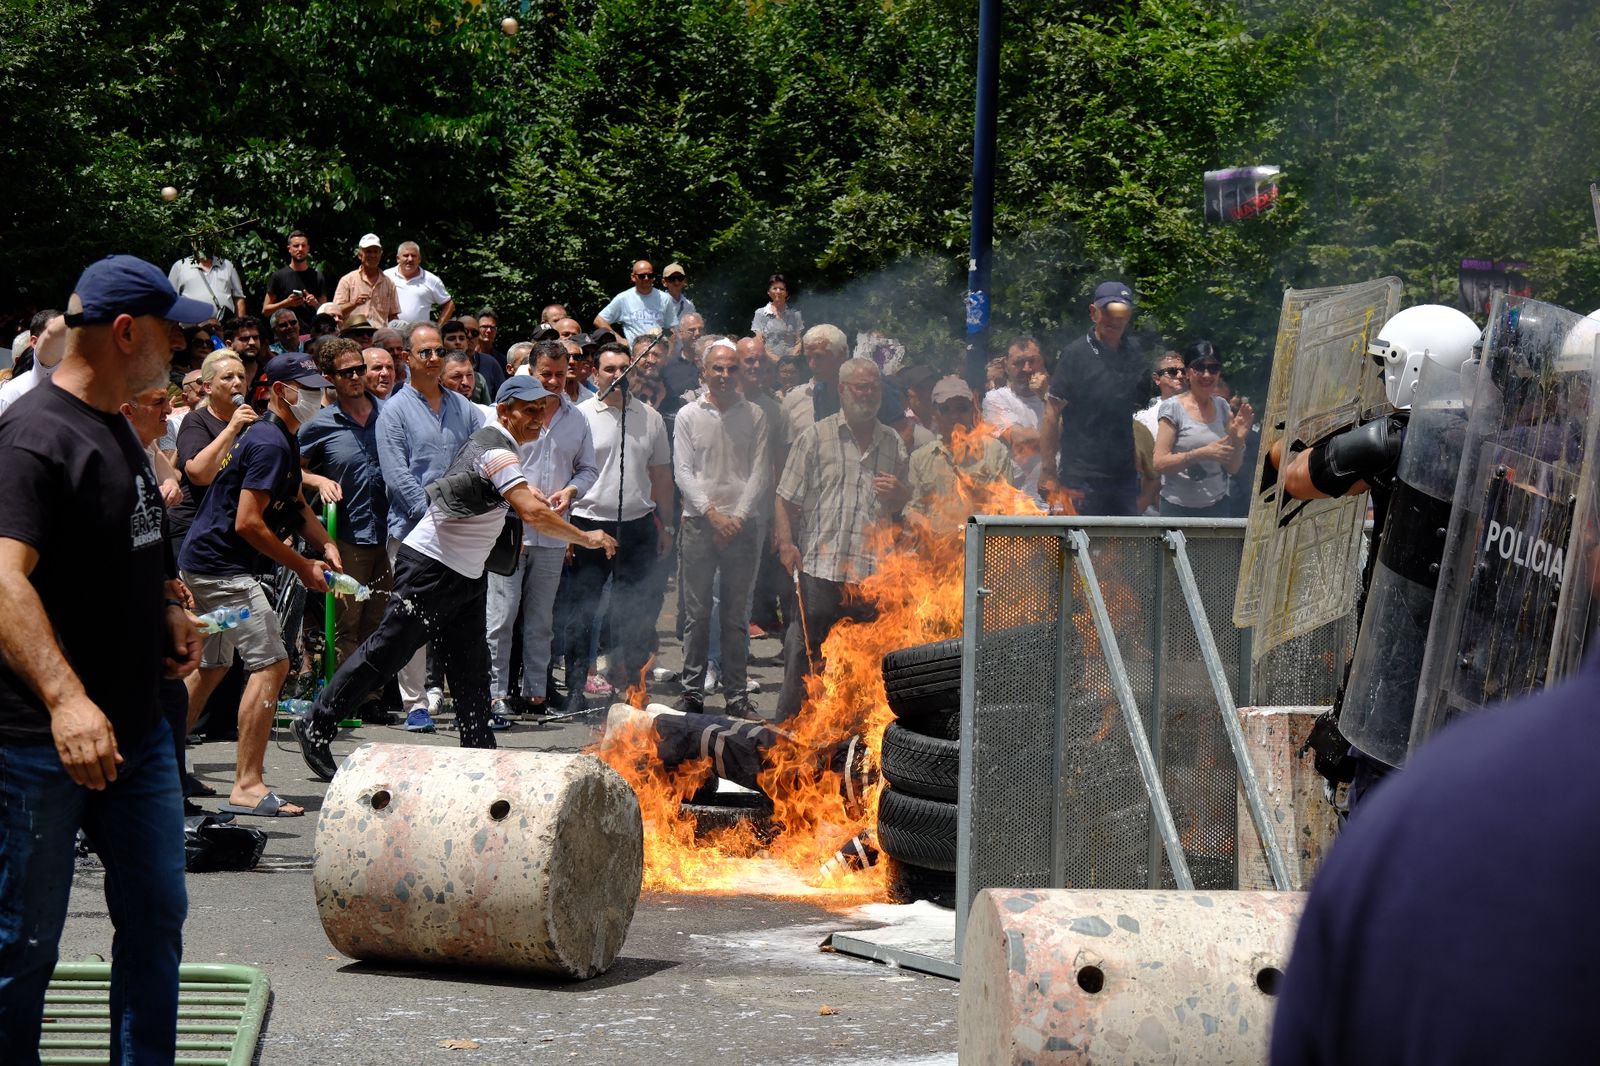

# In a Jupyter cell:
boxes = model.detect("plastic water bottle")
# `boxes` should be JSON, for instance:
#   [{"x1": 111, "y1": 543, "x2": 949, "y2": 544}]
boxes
[
  {"x1": 325, "y1": 570, "x2": 371, "y2": 601},
  {"x1": 196, "y1": 606, "x2": 250, "y2": 635},
  {"x1": 276, "y1": 698, "x2": 313, "y2": 717}
]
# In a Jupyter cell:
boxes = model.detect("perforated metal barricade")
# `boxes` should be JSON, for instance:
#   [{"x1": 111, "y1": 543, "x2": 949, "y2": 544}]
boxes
[{"x1": 953, "y1": 517, "x2": 1351, "y2": 959}]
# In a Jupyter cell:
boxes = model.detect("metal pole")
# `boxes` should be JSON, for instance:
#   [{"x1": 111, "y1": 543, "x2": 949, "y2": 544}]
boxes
[
  {"x1": 323, "y1": 502, "x2": 338, "y2": 684},
  {"x1": 963, "y1": 0, "x2": 1001, "y2": 392},
  {"x1": 1163, "y1": 530, "x2": 1293, "y2": 891},
  {"x1": 1067, "y1": 530, "x2": 1194, "y2": 890}
]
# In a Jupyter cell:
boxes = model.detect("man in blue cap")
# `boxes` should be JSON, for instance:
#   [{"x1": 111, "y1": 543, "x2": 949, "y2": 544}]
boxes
[
  {"x1": 178, "y1": 352, "x2": 345, "y2": 819},
  {"x1": 1039, "y1": 280, "x2": 1151, "y2": 515},
  {"x1": 0, "y1": 255, "x2": 207, "y2": 1063},
  {"x1": 294, "y1": 377, "x2": 617, "y2": 780}
]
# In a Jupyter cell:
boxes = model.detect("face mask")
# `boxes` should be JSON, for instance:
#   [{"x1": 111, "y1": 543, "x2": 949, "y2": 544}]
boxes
[{"x1": 287, "y1": 383, "x2": 321, "y2": 423}]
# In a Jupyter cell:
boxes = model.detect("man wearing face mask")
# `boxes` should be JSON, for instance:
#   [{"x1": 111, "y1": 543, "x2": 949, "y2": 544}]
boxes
[{"x1": 177, "y1": 354, "x2": 345, "y2": 818}]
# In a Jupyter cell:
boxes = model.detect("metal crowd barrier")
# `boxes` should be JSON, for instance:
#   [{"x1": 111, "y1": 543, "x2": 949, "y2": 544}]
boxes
[{"x1": 952, "y1": 516, "x2": 1353, "y2": 960}]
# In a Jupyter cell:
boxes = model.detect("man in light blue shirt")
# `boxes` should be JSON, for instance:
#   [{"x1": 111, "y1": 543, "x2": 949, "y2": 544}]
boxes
[
  {"x1": 374, "y1": 323, "x2": 485, "y2": 730},
  {"x1": 485, "y1": 342, "x2": 598, "y2": 716},
  {"x1": 593, "y1": 260, "x2": 680, "y2": 342}
]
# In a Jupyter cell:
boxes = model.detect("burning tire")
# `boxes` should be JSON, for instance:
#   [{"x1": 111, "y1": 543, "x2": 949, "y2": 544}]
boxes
[
  {"x1": 884, "y1": 855, "x2": 956, "y2": 909},
  {"x1": 875, "y1": 785, "x2": 957, "y2": 872},
  {"x1": 880, "y1": 722, "x2": 959, "y2": 802},
  {"x1": 883, "y1": 639, "x2": 961, "y2": 736}
]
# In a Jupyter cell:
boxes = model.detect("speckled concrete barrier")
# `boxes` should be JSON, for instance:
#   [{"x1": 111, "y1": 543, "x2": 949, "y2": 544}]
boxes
[
  {"x1": 312, "y1": 743, "x2": 643, "y2": 978},
  {"x1": 960, "y1": 889, "x2": 1304, "y2": 1065}
]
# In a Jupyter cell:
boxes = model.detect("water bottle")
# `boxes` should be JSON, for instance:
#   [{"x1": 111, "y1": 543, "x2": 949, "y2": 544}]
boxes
[
  {"x1": 276, "y1": 698, "x2": 313, "y2": 717},
  {"x1": 196, "y1": 606, "x2": 250, "y2": 635},
  {"x1": 325, "y1": 570, "x2": 372, "y2": 601}
]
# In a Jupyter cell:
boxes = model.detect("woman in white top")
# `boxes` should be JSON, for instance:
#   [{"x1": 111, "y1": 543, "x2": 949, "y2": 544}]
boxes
[
  {"x1": 1151, "y1": 341, "x2": 1253, "y2": 516},
  {"x1": 750, "y1": 273, "x2": 804, "y2": 361}
]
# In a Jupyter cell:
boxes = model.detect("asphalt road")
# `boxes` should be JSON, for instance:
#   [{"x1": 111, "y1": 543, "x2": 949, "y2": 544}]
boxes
[{"x1": 55, "y1": 613, "x2": 961, "y2": 1064}]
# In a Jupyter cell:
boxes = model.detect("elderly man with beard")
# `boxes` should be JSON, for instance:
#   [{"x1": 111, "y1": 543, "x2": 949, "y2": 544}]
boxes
[
  {"x1": 773, "y1": 357, "x2": 908, "y2": 721},
  {"x1": 294, "y1": 379, "x2": 616, "y2": 778},
  {"x1": 0, "y1": 255, "x2": 206, "y2": 1066}
]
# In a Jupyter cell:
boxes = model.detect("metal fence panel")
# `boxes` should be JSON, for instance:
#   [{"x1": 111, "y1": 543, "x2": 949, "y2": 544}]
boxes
[{"x1": 955, "y1": 517, "x2": 1348, "y2": 957}]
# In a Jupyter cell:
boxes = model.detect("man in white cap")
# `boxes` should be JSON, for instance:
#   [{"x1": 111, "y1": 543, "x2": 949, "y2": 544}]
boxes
[
  {"x1": 908, "y1": 375, "x2": 1018, "y2": 527},
  {"x1": 333, "y1": 233, "x2": 399, "y2": 328}
]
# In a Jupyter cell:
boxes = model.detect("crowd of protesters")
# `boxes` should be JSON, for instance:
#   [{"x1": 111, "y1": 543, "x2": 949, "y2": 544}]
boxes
[
  {"x1": 0, "y1": 240, "x2": 1262, "y2": 771},
  {"x1": 0, "y1": 232, "x2": 1267, "y2": 1059}
]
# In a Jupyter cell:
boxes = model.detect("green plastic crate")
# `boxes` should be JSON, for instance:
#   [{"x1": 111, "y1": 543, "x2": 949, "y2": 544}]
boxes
[{"x1": 40, "y1": 962, "x2": 271, "y2": 1065}]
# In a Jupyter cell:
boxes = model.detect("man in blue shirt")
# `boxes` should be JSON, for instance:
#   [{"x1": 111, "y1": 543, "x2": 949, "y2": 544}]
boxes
[
  {"x1": 486, "y1": 342, "x2": 598, "y2": 717},
  {"x1": 178, "y1": 354, "x2": 344, "y2": 818},
  {"x1": 593, "y1": 259, "x2": 680, "y2": 342},
  {"x1": 374, "y1": 322, "x2": 485, "y2": 731},
  {"x1": 299, "y1": 338, "x2": 387, "y2": 714}
]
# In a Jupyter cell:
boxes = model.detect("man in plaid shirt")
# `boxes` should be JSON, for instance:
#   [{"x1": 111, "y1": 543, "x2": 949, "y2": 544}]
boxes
[{"x1": 772, "y1": 358, "x2": 908, "y2": 721}]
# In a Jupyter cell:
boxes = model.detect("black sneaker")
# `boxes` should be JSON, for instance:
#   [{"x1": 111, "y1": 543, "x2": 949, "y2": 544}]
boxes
[
  {"x1": 292, "y1": 717, "x2": 338, "y2": 782},
  {"x1": 560, "y1": 687, "x2": 588, "y2": 718},
  {"x1": 723, "y1": 696, "x2": 763, "y2": 722},
  {"x1": 673, "y1": 693, "x2": 705, "y2": 714}
]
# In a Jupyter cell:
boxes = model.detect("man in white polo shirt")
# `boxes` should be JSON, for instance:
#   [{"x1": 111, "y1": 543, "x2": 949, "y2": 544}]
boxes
[{"x1": 384, "y1": 240, "x2": 455, "y2": 325}]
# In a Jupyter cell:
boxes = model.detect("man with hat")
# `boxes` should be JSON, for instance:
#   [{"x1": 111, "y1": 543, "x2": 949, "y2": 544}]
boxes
[
  {"x1": 340, "y1": 312, "x2": 377, "y2": 345},
  {"x1": 908, "y1": 375, "x2": 1019, "y2": 527},
  {"x1": 332, "y1": 233, "x2": 399, "y2": 329},
  {"x1": 661, "y1": 262, "x2": 696, "y2": 323},
  {"x1": 294, "y1": 378, "x2": 617, "y2": 779},
  {"x1": 1038, "y1": 280, "x2": 1151, "y2": 515},
  {"x1": 0, "y1": 255, "x2": 205, "y2": 1062},
  {"x1": 178, "y1": 352, "x2": 346, "y2": 819}
]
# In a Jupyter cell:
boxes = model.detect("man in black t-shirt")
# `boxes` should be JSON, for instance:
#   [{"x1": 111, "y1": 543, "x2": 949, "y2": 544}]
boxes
[
  {"x1": 178, "y1": 354, "x2": 344, "y2": 819},
  {"x1": 262, "y1": 230, "x2": 327, "y2": 333},
  {"x1": 1039, "y1": 281, "x2": 1150, "y2": 516},
  {"x1": 0, "y1": 255, "x2": 205, "y2": 1063}
]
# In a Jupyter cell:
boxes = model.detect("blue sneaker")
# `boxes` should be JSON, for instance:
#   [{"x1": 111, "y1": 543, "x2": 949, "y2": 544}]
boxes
[
  {"x1": 404, "y1": 708, "x2": 436, "y2": 733},
  {"x1": 487, "y1": 713, "x2": 512, "y2": 732}
]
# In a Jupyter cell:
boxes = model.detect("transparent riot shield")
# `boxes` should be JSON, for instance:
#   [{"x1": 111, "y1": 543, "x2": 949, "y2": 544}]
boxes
[
  {"x1": 1410, "y1": 296, "x2": 1600, "y2": 753},
  {"x1": 1234, "y1": 277, "x2": 1402, "y2": 658},
  {"x1": 1340, "y1": 354, "x2": 1472, "y2": 766}
]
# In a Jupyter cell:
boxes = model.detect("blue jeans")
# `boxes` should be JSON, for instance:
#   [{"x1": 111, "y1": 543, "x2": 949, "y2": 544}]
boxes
[{"x1": 0, "y1": 720, "x2": 187, "y2": 1065}]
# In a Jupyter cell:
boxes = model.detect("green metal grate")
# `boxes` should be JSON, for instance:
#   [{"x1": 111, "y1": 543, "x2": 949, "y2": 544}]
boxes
[{"x1": 40, "y1": 962, "x2": 271, "y2": 1066}]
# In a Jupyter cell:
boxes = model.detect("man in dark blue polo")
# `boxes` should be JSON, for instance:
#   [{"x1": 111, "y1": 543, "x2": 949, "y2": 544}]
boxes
[
  {"x1": 300, "y1": 337, "x2": 388, "y2": 713},
  {"x1": 1038, "y1": 281, "x2": 1150, "y2": 515},
  {"x1": 179, "y1": 353, "x2": 344, "y2": 818}
]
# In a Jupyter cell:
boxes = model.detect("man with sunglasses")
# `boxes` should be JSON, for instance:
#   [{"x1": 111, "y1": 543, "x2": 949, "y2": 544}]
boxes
[
  {"x1": 300, "y1": 339, "x2": 390, "y2": 713},
  {"x1": 375, "y1": 323, "x2": 486, "y2": 731},
  {"x1": 593, "y1": 260, "x2": 680, "y2": 343}
]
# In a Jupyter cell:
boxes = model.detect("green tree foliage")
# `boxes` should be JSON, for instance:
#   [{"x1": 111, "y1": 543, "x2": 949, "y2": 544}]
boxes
[{"x1": 4, "y1": 0, "x2": 1599, "y2": 390}]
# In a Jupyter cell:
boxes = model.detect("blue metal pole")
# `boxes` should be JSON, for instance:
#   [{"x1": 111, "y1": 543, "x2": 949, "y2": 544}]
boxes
[{"x1": 964, "y1": 0, "x2": 1001, "y2": 391}]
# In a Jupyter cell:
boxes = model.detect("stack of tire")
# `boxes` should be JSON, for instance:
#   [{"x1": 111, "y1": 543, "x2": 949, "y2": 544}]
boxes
[{"x1": 877, "y1": 638, "x2": 962, "y2": 908}]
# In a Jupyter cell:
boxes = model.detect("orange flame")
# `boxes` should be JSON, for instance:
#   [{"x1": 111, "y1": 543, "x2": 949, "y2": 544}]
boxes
[{"x1": 595, "y1": 417, "x2": 1067, "y2": 904}]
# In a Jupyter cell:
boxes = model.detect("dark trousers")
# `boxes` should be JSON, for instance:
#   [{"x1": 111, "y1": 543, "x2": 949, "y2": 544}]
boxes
[
  {"x1": 559, "y1": 514, "x2": 663, "y2": 689},
  {"x1": 777, "y1": 572, "x2": 875, "y2": 721},
  {"x1": 306, "y1": 546, "x2": 496, "y2": 749},
  {"x1": 1062, "y1": 474, "x2": 1140, "y2": 517}
]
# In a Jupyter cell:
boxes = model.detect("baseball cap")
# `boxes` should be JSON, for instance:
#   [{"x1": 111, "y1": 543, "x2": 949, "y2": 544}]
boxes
[
  {"x1": 895, "y1": 364, "x2": 939, "y2": 393},
  {"x1": 358, "y1": 233, "x2": 383, "y2": 250},
  {"x1": 530, "y1": 324, "x2": 562, "y2": 342},
  {"x1": 264, "y1": 353, "x2": 332, "y2": 388},
  {"x1": 64, "y1": 255, "x2": 214, "y2": 327},
  {"x1": 496, "y1": 377, "x2": 555, "y2": 404},
  {"x1": 931, "y1": 375, "x2": 974, "y2": 404},
  {"x1": 662, "y1": 263, "x2": 686, "y2": 280},
  {"x1": 1092, "y1": 281, "x2": 1136, "y2": 309}
]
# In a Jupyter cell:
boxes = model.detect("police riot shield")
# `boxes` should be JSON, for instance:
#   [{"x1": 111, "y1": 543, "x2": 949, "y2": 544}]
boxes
[
  {"x1": 1339, "y1": 353, "x2": 1473, "y2": 766},
  {"x1": 1410, "y1": 296, "x2": 1600, "y2": 754},
  {"x1": 1233, "y1": 277, "x2": 1403, "y2": 658}
]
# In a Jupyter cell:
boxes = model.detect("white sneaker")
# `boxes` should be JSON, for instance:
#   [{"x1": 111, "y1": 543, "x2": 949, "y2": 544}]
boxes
[
  {"x1": 746, "y1": 679, "x2": 762, "y2": 695},
  {"x1": 705, "y1": 663, "x2": 722, "y2": 694},
  {"x1": 425, "y1": 687, "x2": 444, "y2": 713}
]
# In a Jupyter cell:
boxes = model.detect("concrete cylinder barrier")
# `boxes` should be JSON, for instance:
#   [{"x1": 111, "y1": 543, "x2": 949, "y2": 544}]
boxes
[
  {"x1": 313, "y1": 743, "x2": 643, "y2": 978},
  {"x1": 960, "y1": 889, "x2": 1304, "y2": 1065}
]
